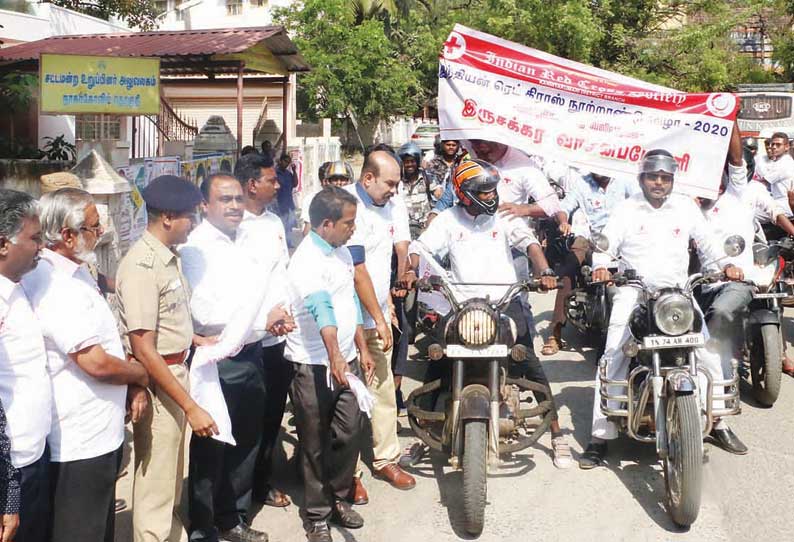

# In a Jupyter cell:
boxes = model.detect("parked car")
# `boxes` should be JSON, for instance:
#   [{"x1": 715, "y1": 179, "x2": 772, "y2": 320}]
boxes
[{"x1": 411, "y1": 124, "x2": 440, "y2": 152}]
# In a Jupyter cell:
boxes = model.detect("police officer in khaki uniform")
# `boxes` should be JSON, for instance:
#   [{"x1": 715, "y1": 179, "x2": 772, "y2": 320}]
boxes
[{"x1": 116, "y1": 175, "x2": 219, "y2": 542}]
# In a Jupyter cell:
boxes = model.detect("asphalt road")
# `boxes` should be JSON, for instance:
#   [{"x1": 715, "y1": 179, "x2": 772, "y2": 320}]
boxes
[{"x1": 115, "y1": 293, "x2": 794, "y2": 542}]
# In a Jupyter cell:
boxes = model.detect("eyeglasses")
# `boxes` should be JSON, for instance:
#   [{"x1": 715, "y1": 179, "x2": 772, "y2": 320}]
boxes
[{"x1": 80, "y1": 223, "x2": 103, "y2": 236}]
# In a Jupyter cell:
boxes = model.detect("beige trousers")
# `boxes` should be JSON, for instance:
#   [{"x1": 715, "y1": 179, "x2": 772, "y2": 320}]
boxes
[
  {"x1": 365, "y1": 330, "x2": 401, "y2": 470},
  {"x1": 132, "y1": 364, "x2": 189, "y2": 542}
]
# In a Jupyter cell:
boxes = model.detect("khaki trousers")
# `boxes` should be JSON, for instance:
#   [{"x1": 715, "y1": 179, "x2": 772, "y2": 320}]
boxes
[
  {"x1": 365, "y1": 330, "x2": 401, "y2": 470},
  {"x1": 132, "y1": 364, "x2": 189, "y2": 542}
]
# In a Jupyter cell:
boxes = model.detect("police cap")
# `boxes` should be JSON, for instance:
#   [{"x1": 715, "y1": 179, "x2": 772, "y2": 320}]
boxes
[{"x1": 142, "y1": 175, "x2": 202, "y2": 213}]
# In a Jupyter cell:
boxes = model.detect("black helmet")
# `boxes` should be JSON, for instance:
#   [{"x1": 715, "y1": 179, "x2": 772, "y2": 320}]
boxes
[
  {"x1": 397, "y1": 142, "x2": 422, "y2": 167},
  {"x1": 452, "y1": 158, "x2": 501, "y2": 216}
]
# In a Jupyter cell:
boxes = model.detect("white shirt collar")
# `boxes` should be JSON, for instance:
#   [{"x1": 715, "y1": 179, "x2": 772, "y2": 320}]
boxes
[
  {"x1": 0, "y1": 274, "x2": 16, "y2": 301},
  {"x1": 242, "y1": 208, "x2": 274, "y2": 222},
  {"x1": 191, "y1": 219, "x2": 238, "y2": 245},
  {"x1": 41, "y1": 248, "x2": 80, "y2": 277}
]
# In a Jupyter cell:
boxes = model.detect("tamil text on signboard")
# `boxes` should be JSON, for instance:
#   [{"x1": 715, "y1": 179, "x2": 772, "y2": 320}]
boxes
[{"x1": 40, "y1": 54, "x2": 160, "y2": 115}]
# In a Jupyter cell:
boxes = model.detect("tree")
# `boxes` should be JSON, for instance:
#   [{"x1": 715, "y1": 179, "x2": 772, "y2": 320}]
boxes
[
  {"x1": 49, "y1": 0, "x2": 160, "y2": 31},
  {"x1": 274, "y1": 0, "x2": 423, "y2": 128}
]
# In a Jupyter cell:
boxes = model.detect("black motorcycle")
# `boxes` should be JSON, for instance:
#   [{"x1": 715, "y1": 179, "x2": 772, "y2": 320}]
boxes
[
  {"x1": 405, "y1": 273, "x2": 556, "y2": 536},
  {"x1": 591, "y1": 233, "x2": 743, "y2": 527},
  {"x1": 741, "y1": 237, "x2": 794, "y2": 406}
]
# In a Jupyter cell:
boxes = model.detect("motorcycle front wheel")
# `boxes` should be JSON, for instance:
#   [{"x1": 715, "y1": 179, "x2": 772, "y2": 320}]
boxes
[
  {"x1": 462, "y1": 420, "x2": 488, "y2": 535},
  {"x1": 663, "y1": 392, "x2": 703, "y2": 528},
  {"x1": 750, "y1": 324, "x2": 782, "y2": 407}
]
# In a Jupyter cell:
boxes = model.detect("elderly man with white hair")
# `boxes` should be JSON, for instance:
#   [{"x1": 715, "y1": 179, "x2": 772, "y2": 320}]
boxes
[{"x1": 21, "y1": 187, "x2": 149, "y2": 542}]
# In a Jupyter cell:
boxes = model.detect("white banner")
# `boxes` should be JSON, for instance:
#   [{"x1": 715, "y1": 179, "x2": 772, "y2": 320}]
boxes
[{"x1": 438, "y1": 25, "x2": 740, "y2": 199}]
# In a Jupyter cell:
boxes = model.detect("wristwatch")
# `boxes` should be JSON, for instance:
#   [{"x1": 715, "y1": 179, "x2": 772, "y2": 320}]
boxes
[{"x1": 541, "y1": 268, "x2": 556, "y2": 277}]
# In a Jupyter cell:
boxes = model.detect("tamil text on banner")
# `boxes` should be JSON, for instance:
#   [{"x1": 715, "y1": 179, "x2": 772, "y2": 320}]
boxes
[
  {"x1": 40, "y1": 54, "x2": 160, "y2": 115},
  {"x1": 438, "y1": 25, "x2": 739, "y2": 199}
]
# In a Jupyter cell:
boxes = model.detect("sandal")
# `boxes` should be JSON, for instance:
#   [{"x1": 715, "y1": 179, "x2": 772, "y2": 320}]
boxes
[
  {"x1": 263, "y1": 487, "x2": 291, "y2": 508},
  {"x1": 783, "y1": 359, "x2": 794, "y2": 378},
  {"x1": 541, "y1": 335, "x2": 561, "y2": 356}
]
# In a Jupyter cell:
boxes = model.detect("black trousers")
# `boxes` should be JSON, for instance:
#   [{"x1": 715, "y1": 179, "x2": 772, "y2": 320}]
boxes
[
  {"x1": 390, "y1": 293, "x2": 415, "y2": 377},
  {"x1": 189, "y1": 342, "x2": 265, "y2": 541},
  {"x1": 253, "y1": 342, "x2": 296, "y2": 494},
  {"x1": 17, "y1": 447, "x2": 50, "y2": 542},
  {"x1": 290, "y1": 360, "x2": 364, "y2": 523},
  {"x1": 49, "y1": 445, "x2": 122, "y2": 542}
]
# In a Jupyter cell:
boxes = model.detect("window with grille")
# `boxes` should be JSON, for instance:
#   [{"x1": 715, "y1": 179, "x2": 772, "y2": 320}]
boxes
[
  {"x1": 75, "y1": 115, "x2": 122, "y2": 141},
  {"x1": 226, "y1": 0, "x2": 243, "y2": 14}
]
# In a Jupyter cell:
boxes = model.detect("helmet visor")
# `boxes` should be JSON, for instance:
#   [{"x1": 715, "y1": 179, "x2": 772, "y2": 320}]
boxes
[
  {"x1": 640, "y1": 154, "x2": 678, "y2": 175},
  {"x1": 640, "y1": 154, "x2": 678, "y2": 176}
]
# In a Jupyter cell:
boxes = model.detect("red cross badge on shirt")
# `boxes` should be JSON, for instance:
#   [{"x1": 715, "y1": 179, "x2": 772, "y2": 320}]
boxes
[
  {"x1": 388, "y1": 224, "x2": 395, "y2": 237},
  {"x1": 673, "y1": 228, "x2": 681, "y2": 237},
  {"x1": 491, "y1": 230, "x2": 499, "y2": 239},
  {"x1": 503, "y1": 177, "x2": 512, "y2": 184}
]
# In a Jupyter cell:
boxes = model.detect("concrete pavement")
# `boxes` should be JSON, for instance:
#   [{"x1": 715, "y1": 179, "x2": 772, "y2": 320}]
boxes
[{"x1": 114, "y1": 293, "x2": 794, "y2": 542}]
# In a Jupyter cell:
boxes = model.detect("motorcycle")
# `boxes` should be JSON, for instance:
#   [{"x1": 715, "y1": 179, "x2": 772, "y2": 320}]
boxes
[
  {"x1": 591, "y1": 233, "x2": 743, "y2": 528},
  {"x1": 741, "y1": 237, "x2": 794, "y2": 406},
  {"x1": 565, "y1": 261, "x2": 617, "y2": 345},
  {"x1": 405, "y1": 269, "x2": 557, "y2": 535}
]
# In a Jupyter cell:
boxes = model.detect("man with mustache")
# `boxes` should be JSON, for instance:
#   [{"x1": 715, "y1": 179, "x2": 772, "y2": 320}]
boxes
[
  {"x1": 0, "y1": 189, "x2": 48, "y2": 542},
  {"x1": 344, "y1": 149, "x2": 416, "y2": 491},
  {"x1": 21, "y1": 188, "x2": 149, "y2": 541},
  {"x1": 181, "y1": 174, "x2": 291, "y2": 542},
  {"x1": 116, "y1": 174, "x2": 215, "y2": 542}
]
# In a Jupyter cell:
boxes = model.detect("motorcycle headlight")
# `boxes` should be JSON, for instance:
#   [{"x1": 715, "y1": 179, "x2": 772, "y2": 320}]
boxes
[
  {"x1": 653, "y1": 292, "x2": 694, "y2": 336},
  {"x1": 456, "y1": 304, "x2": 497, "y2": 346}
]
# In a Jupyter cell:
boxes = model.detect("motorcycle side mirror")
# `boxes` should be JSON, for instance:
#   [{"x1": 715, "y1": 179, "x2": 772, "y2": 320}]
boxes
[
  {"x1": 591, "y1": 233, "x2": 610, "y2": 253},
  {"x1": 723, "y1": 235, "x2": 745, "y2": 257}
]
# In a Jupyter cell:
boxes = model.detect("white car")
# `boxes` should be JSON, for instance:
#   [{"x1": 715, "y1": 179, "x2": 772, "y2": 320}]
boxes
[{"x1": 410, "y1": 124, "x2": 439, "y2": 152}]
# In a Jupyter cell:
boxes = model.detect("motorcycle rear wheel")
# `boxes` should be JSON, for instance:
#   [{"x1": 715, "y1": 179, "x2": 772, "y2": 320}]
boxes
[
  {"x1": 663, "y1": 392, "x2": 703, "y2": 528},
  {"x1": 750, "y1": 324, "x2": 782, "y2": 407},
  {"x1": 462, "y1": 420, "x2": 488, "y2": 535}
]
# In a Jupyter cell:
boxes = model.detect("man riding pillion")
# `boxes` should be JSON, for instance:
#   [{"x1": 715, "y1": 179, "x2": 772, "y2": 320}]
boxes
[
  {"x1": 579, "y1": 149, "x2": 748, "y2": 469},
  {"x1": 406, "y1": 158, "x2": 573, "y2": 468},
  {"x1": 500, "y1": 171, "x2": 637, "y2": 354}
]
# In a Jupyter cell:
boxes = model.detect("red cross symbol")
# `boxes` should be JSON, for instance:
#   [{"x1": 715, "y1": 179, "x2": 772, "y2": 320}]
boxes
[
  {"x1": 443, "y1": 35, "x2": 463, "y2": 56},
  {"x1": 389, "y1": 224, "x2": 395, "y2": 237},
  {"x1": 491, "y1": 230, "x2": 498, "y2": 239},
  {"x1": 673, "y1": 228, "x2": 681, "y2": 237}
]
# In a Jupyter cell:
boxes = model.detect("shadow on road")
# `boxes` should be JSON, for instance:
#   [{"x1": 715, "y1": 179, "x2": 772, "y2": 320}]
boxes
[{"x1": 416, "y1": 450, "x2": 537, "y2": 539}]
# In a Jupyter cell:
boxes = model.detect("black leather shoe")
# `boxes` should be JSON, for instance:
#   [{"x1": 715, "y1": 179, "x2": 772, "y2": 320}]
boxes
[
  {"x1": 330, "y1": 500, "x2": 364, "y2": 529},
  {"x1": 306, "y1": 522, "x2": 332, "y2": 542},
  {"x1": 578, "y1": 442, "x2": 608, "y2": 469},
  {"x1": 219, "y1": 523, "x2": 268, "y2": 542},
  {"x1": 708, "y1": 427, "x2": 748, "y2": 455}
]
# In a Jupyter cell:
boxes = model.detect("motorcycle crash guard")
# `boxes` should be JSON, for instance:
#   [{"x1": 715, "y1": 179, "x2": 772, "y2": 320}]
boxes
[
  {"x1": 459, "y1": 384, "x2": 491, "y2": 421},
  {"x1": 747, "y1": 308, "x2": 781, "y2": 326}
]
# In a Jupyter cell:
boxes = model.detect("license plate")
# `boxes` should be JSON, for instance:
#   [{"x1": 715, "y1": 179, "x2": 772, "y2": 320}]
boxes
[
  {"x1": 445, "y1": 344, "x2": 509, "y2": 358},
  {"x1": 753, "y1": 292, "x2": 788, "y2": 299},
  {"x1": 642, "y1": 333, "x2": 704, "y2": 349}
]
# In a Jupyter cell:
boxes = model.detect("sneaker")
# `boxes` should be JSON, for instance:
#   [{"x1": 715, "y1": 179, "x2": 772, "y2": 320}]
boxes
[
  {"x1": 399, "y1": 441, "x2": 428, "y2": 468},
  {"x1": 551, "y1": 435, "x2": 573, "y2": 469}
]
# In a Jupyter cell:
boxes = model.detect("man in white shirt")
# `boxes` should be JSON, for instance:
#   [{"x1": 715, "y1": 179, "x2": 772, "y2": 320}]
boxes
[
  {"x1": 285, "y1": 186, "x2": 374, "y2": 542},
  {"x1": 754, "y1": 132, "x2": 794, "y2": 216},
  {"x1": 345, "y1": 149, "x2": 416, "y2": 490},
  {"x1": 697, "y1": 130, "x2": 794, "y2": 425},
  {"x1": 181, "y1": 174, "x2": 290, "y2": 542},
  {"x1": 234, "y1": 153, "x2": 296, "y2": 508},
  {"x1": 21, "y1": 188, "x2": 149, "y2": 542},
  {"x1": 579, "y1": 150, "x2": 746, "y2": 468},
  {"x1": 407, "y1": 158, "x2": 572, "y2": 468},
  {"x1": 0, "y1": 189, "x2": 49, "y2": 542}
]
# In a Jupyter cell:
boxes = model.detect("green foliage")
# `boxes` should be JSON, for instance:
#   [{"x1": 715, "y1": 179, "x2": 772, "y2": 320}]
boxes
[
  {"x1": 41, "y1": 136, "x2": 77, "y2": 161},
  {"x1": 281, "y1": 0, "x2": 790, "y2": 121},
  {"x1": 49, "y1": 0, "x2": 160, "y2": 31},
  {"x1": 0, "y1": 73, "x2": 37, "y2": 112},
  {"x1": 274, "y1": 0, "x2": 423, "y2": 124}
]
